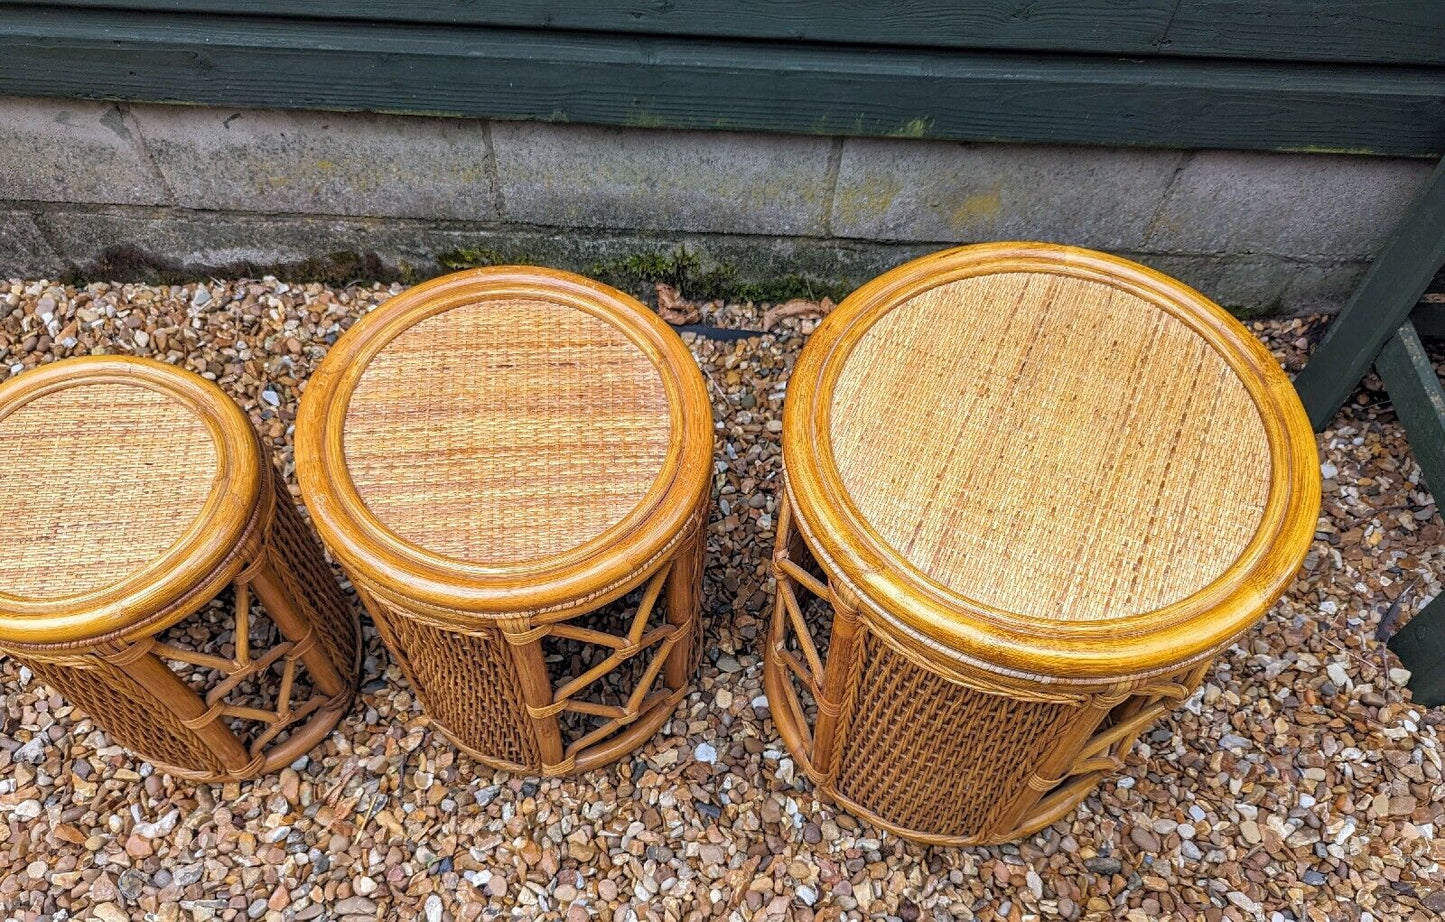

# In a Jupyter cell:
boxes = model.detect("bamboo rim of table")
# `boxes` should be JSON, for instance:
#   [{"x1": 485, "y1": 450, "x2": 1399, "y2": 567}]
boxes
[
  {"x1": 0, "y1": 356, "x2": 264, "y2": 646},
  {"x1": 295, "y1": 266, "x2": 714, "y2": 621},
  {"x1": 783, "y1": 242, "x2": 1321, "y2": 686}
]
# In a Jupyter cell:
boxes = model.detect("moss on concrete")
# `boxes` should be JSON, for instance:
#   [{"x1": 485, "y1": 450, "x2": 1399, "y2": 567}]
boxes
[
  {"x1": 585, "y1": 246, "x2": 851, "y2": 304},
  {"x1": 60, "y1": 246, "x2": 420, "y2": 288},
  {"x1": 52, "y1": 240, "x2": 1280, "y2": 321},
  {"x1": 440, "y1": 242, "x2": 851, "y2": 304}
]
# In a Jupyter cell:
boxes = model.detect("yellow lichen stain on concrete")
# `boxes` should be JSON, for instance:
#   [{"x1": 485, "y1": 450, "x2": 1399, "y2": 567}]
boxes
[
  {"x1": 315, "y1": 159, "x2": 336, "y2": 173},
  {"x1": 950, "y1": 187, "x2": 1003, "y2": 230},
  {"x1": 832, "y1": 176, "x2": 904, "y2": 229},
  {"x1": 453, "y1": 166, "x2": 489, "y2": 185}
]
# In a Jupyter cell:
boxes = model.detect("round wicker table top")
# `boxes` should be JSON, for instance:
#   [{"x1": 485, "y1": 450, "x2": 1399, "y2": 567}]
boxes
[
  {"x1": 784, "y1": 243, "x2": 1320, "y2": 687},
  {"x1": 0, "y1": 357, "x2": 264, "y2": 647},
  {"x1": 295, "y1": 267, "x2": 713, "y2": 621}
]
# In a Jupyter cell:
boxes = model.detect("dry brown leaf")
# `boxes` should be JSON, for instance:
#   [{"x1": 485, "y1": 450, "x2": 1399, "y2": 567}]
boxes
[
  {"x1": 655, "y1": 283, "x2": 699, "y2": 325},
  {"x1": 761, "y1": 297, "x2": 834, "y2": 331}
]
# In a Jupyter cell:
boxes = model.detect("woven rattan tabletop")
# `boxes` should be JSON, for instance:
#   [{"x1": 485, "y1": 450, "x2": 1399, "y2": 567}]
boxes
[
  {"x1": 784, "y1": 243, "x2": 1320, "y2": 686},
  {"x1": 0, "y1": 357, "x2": 264, "y2": 646},
  {"x1": 296, "y1": 267, "x2": 712, "y2": 619}
]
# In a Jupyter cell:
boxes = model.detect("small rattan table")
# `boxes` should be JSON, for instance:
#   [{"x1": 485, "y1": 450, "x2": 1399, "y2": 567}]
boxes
[
  {"x1": 767, "y1": 243, "x2": 1320, "y2": 845},
  {"x1": 0, "y1": 357, "x2": 360, "y2": 781},
  {"x1": 296, "y1": 267, "x2": 712, "y2": 777}
]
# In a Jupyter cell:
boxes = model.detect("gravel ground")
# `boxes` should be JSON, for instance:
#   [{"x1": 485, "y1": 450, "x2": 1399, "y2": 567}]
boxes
[{"x1": 0, "y1": 277, "x2": 1442, "y2": 922}]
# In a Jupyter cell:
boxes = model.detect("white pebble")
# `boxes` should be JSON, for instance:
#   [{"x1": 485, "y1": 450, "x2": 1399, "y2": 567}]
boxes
[{"x1": 1326, "y1": 662, "x2": 1350, "y2": 688}]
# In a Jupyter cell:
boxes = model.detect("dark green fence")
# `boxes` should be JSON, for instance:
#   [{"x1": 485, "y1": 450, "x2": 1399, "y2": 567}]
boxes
[{"x1": 1, "y1": 1, "x2": 1442, "y2": 154}]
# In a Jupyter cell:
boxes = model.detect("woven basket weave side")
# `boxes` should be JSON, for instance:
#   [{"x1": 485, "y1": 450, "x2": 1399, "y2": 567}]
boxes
[
  {"x1": 263, "y1": 470, "x2": 360, "y2": 677},
  {"x1": 364, "y1": 592, "x2": 542, "y2": 771},
  {"x1": 834, "y1": 630, "x2": 1080, "y2": 838},
  {"x1": 25, "y1": 653, "x2": 230, "y2": 776}
]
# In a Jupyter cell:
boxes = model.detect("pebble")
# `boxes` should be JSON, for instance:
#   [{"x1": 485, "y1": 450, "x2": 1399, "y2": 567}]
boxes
[
  {"x1": 91, "y1": 904, "x2": 129, "y2": 922},
  {"x1": 0, "y1": 290, "x2": 1439, "y2": 921},
  {"x1": 1084, "y1": 856, "x2": 1122, "y2": 875},
  {"x1": 14, "y1": 736, "x2": 45, "y2": 763},
  {"x1": 1326, "y1": 661, "x2": 1351, "y2": 688}
]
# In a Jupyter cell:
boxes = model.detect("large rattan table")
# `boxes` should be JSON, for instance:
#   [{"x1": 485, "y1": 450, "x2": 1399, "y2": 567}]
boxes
[
  {"x1": 767, "y1": 243, "x2": 1320, "y2": 845},
  {"x1": 296, "y1": 267, "x2": 713, "y2": 777},
  {"x1": 0, "y1": 357, "x2": 360, "y2": 781}
]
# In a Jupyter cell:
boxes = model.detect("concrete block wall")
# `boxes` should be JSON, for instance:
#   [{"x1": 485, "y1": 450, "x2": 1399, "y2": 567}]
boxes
[{"x1": 0, "y1": 95, "x2": 1434, "y2": 313}]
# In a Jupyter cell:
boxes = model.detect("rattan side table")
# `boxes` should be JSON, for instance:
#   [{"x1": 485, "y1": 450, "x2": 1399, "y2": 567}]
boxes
[
  {"x1": 296, "y1": 267, "x2": 712, "y2": 777},
  {"x1": 767, "y1": 243, "x2": 1320, "y2": 845},
  {"x1": 0, "y1": 357, "x2": 360, "y2": 781}
]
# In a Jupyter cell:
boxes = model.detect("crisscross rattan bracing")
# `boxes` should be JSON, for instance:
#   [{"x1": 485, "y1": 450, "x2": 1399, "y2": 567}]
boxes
[{"x1": 543, "y1": 559, "x2": 684, "y2": 763}]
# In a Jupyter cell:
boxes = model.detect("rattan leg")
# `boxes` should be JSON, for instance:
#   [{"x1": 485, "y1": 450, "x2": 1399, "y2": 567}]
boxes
[
  {"x1": 506, "y1": 628, "x2": 569, "y2": 772},
  {"x1": 103, "y1": 643, "x2": 255, "y2": 776},
  {"x1": 664, "y1": 522, "x2": 706, "y2": 690},
  {"x1": 250, "y1": 561, "x2": 347, "y2": 699},
  {"x1": 811, "y1": 587, "x2": 863, "y2": 787},
  {"x1": 354, "y1": 520, "x2": 704, "y2": 778}
]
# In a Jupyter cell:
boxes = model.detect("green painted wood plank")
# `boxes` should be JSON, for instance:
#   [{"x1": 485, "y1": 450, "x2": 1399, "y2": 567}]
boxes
[
  {"x1": 1295, "y1": 159, "x2": 1445, "y2": 429},
  {"x1": 1, "y1": 7, "x2": 1443, "y2": 154},
  {"x1": 1388, "y1": 592, "x2": 1445, "y2": 707},
  {"x1": 0, "y1": 1, "x2": 1182, "y2": 54},
  {"x1": 1164, "y1": 1, "x2": 1445, "y2": 65},
  {"x1": 1375, "y1": 321, "x2": 1445, "y2": 506},
  {"x1": 16, "y1": 0, "x2": 1444, "y2": 64}
]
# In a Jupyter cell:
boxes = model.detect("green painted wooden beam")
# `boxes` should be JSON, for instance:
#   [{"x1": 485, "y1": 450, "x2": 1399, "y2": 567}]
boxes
[
  {"x1": 1374, "y1": 321, "x2": 1445, "y2": 510},
  {"x1": 17, "y1": 0, "x2": 1444, "y2": 65},
  {"x1": 0, "y1": 5, "x2": 1442, "y2": 154},
  {"x1": 1388, "y1": 592, "x2": 1445, "y2": 707},
  {"x1": 1294, "y1": 159, "x2": 1445, "y2": 429}
]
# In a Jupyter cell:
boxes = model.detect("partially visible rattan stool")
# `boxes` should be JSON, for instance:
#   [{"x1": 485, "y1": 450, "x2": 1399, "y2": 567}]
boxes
[
  {"x1": 767, "y1": 243, "x2": 1320, "y2": 845},
  {"x1": 296, "y1": 266, "x2": 712, "y2": 777},
  {"x1": 0, "y1": 357, "x2": 361, "y2": 782}
]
